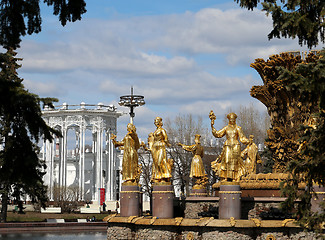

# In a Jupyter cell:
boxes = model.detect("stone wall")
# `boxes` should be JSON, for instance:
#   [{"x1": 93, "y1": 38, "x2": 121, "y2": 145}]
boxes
[
  {"x1": 246, "y1": 201, "x2": 282, "y2": 219},
  {"x1": 107, "y1": 225, "x2": 134, "y2": 239},
  {"x1": 184, "y1": 197, "x2": 285, "y2": 219},
  {"x1": 106, "y1": 216, "x2": 324, "y2": 240},
  {"x1": 184, "y1": 199, "x2": 219, "y2": 219}
]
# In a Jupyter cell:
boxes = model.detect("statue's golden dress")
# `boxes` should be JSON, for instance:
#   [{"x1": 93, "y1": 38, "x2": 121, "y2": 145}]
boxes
[
  {"x1": 241, "y1": 140, "x2": 260, "y2": 174},
  {"x1": 181, "y1": 143, "x2": 205, "y2": 178},
  {"x1": 211, "y1": 112, "x2": 249, "y2": 181},
  {"x1": 151, "y1": 126, "x2": 172, "y2": 182},
  {"x1": 112, "y1": 124, "x2": 140, "y2": 183}
]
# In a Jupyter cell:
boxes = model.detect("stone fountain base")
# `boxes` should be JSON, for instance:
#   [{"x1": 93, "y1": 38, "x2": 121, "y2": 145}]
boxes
[{"x1": 106, "y1": 216, "x2": 323, "y2": 240}]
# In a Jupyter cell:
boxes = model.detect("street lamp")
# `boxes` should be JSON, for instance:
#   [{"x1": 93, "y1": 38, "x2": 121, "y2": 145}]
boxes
[{"x1": 118, "y1": 87, "x2": 145, "y2": 124}]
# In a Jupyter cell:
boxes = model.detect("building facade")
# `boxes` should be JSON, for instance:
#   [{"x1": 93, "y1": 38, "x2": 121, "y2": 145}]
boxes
[{"x1": 40, "y1": 102, "x2": 123, "y2": 203}]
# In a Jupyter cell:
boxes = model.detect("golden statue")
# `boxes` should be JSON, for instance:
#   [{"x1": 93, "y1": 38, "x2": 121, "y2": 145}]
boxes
[
  {"x1": 241, "y1": 135, "x2": 262, "y2": 175},
  {"x1": 178, "y1": 134, "x2": 207, "y2": 188},
  {"x1": 147, "y1": 117, "x2": 173, "y2": 183},
  {"x1": 111, "y1": 123, "x2": 141, "y2": 185},
  {"x1": 210, "y1": 111, "x2": 249, "y2": 182}
]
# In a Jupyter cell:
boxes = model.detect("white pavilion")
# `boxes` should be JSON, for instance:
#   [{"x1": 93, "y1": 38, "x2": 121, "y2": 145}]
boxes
[{"x1": 40, "y1": 102, "x2": 123, "y2": 203}]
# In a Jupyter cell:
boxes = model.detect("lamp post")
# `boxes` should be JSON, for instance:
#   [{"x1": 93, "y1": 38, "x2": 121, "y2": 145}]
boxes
[{"x1": 118, "y1": 87, "x2": 145, "y2": 124}]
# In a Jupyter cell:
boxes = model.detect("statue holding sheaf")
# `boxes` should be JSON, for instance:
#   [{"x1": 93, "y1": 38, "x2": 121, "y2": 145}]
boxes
[{"x1": 210, "y1": 111, "x2": 249, "y2": 182}]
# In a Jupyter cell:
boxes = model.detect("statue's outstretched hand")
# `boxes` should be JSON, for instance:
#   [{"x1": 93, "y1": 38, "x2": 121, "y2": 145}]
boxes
[
  {"x1": 209, "y1": 110, "x2": 216, "y2": 125},
  {"x1": 110, "y1": 134, "x2": 117, "y2": 140}
]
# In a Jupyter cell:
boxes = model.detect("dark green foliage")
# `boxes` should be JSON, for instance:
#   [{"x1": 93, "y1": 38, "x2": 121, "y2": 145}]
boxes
[
  {"x1": 44, "y1": 0, "x2": 86, "y2": 26},
  {"x1": 235, "y1": 0, "x2": 325, "y2": 48},
  {"x1": 279, "y1": 49, "x2": 325, "y2": 231},
  {"x1": 0, "y1": 0, "x2": 86, "y2": 49},
  {"x1": 260, "y1": 147, "x2": 274, "y2": 173},
  {"x1": 0, "y1": 49, "x2": 59, "y2": 222}
]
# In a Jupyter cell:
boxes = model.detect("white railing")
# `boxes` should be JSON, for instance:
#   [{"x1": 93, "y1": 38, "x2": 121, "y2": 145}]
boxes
[{"x1": 43, "y1": 102, "x2": 117, "y2": 112}]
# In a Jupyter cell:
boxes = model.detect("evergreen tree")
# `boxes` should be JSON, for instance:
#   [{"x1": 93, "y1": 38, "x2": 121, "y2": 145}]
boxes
[
  {"x1": 279, "y1": 50, "x2": 325, "y2": 231},
  {"x1": 249, "y1": 49, "x2": 325, "y2": 230},
  {"x1": 235, "y1": 0, "x2": 325, "y2": 48},
  {"x1": 0, "y1": 49, "x2": 59, "y2": 222},
  {"x1": 0, "y1": 0, "x2": 86, "y2": 49}
]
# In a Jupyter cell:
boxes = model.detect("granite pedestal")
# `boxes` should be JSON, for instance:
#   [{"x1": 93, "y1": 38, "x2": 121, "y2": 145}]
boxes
[
  {"x1": 190, "y1": 188, "x2": 208, "y2": 197},
  {"x1": 219, "y1": 184, "x2": 241, "y2": 219},
  {"x1": 120, "y1": 185, "x2": 141, "y2": 217},
  {"x1": 311, "y1": 185, "x2": 325, "y2": 213},
  {"x1": 152, "y1": 184, "x2": 174, "y2": 218}
]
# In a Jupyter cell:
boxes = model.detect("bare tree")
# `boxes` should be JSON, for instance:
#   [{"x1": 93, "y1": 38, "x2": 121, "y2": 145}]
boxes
[
  {"x1": 203, "y1": 144, "x2": 222, "y2": 194},
  {"x1": 223, "y1": 104, "x2": 270, "y2": 146},
  {"x1": 138, "y1": 149, "x2": 152, "y2": 201},
  {"x1": 52, "y1": 185, "x2": 82, "y2": 213},
  {"x1": 165, "y1": 114, "x2": 215, "y2": 197}
]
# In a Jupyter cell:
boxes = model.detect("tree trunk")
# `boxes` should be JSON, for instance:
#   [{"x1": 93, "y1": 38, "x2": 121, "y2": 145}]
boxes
[
  {"x1": 0, "y1": 191, "x2": 8, "y2": 223},
  {"x1": 180, "y1": 181, "x2": 185, "y2": 197}
]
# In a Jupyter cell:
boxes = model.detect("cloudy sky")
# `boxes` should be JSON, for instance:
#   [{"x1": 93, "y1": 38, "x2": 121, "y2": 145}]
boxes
[{"x1": 16, "y1": 0, "x2": 322, "y2": 140}]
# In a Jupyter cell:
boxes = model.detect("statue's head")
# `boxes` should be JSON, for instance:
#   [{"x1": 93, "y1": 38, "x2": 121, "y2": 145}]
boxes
[
  {"x1": 195, "y1": 134, "x2": 201, "y2": 144},
  {"x1": 154, "y1": 117, "x2": 163, "y2": 127},
  {"x1": 127, "y1": 123, "x2": 136, "y2": 132},
  {"x1": 148, "y1": 132, "x2": 153, "y2": 141},
  {"x1": 227, "y1": 112, "x2": 237, "y2": 125},
  {"x1": 249, "y1": 135, "x2": 254, "y2": 143}
]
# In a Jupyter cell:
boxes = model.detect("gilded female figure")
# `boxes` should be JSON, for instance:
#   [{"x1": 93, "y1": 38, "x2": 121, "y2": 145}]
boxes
[
  {"x1": 241, "y1": 135, "x2": 261, "y2": 175},
  {"x1": 210, "y1": 111, "x2": 249, "y2": 182},
  {"x1": 178, "y1": 134, "x2": 206, "y2": 186},
  {"x1": 150, "y1": 117, "x2": 173, "y2": 183},
  {"x1": 111, "y1": 123, "x2": 140, "y2": 184}
]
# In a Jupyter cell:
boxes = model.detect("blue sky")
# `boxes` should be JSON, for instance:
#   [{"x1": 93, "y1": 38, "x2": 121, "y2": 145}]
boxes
[{"x1": 16, "y1": 0, "x2": 323, "y2": 140}]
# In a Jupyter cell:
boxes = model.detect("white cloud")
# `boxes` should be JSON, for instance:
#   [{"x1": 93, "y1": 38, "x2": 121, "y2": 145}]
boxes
[
  {"x1": 23, "y1": 79, "x2": 65, "y2": 96},
  {"x1": 17, "y1": 5, "x2": 319, "y2": 138},
  {"x1": 19, "y1": 7, "x2": 307, "y2": 74},
  {"x1": 100, "y1": 71, "x2": 255, "y2": 106},
  {"x1": 179, "y1": 100, "x2": 233, "y2": 116}
]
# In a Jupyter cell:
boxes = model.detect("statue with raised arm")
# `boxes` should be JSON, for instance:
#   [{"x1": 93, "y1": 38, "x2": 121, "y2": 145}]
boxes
[
  {"x1": 241, "y1": 135, "x2": 262, "y2": 175},
  {"x1": 178, "y1": 134, "x2": 207, "y2": 188},
  {"x1": 150, "y1": 117, "x2": 173, "y2": 183},
  {"x1": 210, "y1": 111, "x2": 249, "y2": 182},
  {"x1": 111, "y1": 123, "x2": 141, "y2": 185}
]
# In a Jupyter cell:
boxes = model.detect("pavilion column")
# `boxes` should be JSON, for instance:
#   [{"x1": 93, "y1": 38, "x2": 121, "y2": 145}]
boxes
[
  {"x1": 113, "y1": 131, "x2": 120, "y2": 201},
  {"x1": 111, "y1": 131, "x2": 114, "y2": 201},
  {"x1": 75, "y1": 128, "x2": 81, "y2": 200},
  {"x1": 79, "y1": 125, "x2": 86, "y2": 200},
  {"x1": 50, "y1": 140, "x2": 55, "y2": 200},
  {"x1": 104, "y1": 131, "x2": 108, "y2": 201},
  {"x1": 82, "y1": 126, "x2": 86, "y2": 200},
  {"x1": 59, "y1": 137, "x2": 63, "y2": 187},
  {"x1": 45, "y1": 139, "x2": 54, "y2": 200},
  {"x1": 91, "y1": 131, "x2": 97, "y2": 200},
  {"x1": 106, "y1": 130, "x2": 114, "y2": 201},
  {"x1": 95, "y1": 123, "x2": 103, "y2": 203},
  {"x1": 60, "y1": 127, "x2": 68, "y2": 189},
  {"x1": 111, "y1": 132, "x2": 117, "y2": 201}
]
